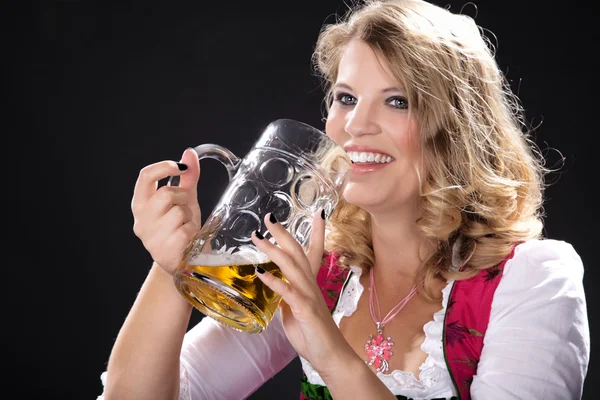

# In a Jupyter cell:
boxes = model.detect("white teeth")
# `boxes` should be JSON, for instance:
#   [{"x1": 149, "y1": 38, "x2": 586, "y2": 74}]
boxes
[{"x1": 347, "y1": 151, "x2": 394, "y2": 164}]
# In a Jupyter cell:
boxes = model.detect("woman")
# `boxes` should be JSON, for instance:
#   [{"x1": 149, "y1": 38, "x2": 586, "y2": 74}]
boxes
[{"x1": 99, "y1": 0, "x2": 590, "y2": 399}]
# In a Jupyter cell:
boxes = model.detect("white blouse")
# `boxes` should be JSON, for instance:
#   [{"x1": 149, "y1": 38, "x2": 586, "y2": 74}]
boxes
[
  {"x1": 97, "y1": 239, "x2": 590, "y2": 399},
  {"x1": 300, "y1": 265, "x2": 456, "y2": 399}
]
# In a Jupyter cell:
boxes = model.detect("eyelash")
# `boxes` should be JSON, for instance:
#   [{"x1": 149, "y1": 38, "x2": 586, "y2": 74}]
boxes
[{"x1": 334, "y1": 92, "x2": 409, "y2": 110}]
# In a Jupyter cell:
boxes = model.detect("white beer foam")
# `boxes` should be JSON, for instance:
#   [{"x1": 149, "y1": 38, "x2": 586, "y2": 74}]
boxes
[{"x1": 189, "y1": 247, "x2": 270, "y2": 266}]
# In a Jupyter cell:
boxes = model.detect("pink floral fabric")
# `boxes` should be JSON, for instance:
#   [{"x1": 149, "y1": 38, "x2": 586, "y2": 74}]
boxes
[
  {"x1": 301, "y1": 248, "x2": 515, "y2": 400},
  {"x1": 442, "y1": 247, "x2": 516, "y2": 399},
  {"x1": 300, "y1": 253, "x2": 351, "y2": 400}
]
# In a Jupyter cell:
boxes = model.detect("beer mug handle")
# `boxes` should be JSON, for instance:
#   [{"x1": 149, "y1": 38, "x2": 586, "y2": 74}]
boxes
[{"x1": 167, "y1": 143, "x2": 242, "y2": 186}]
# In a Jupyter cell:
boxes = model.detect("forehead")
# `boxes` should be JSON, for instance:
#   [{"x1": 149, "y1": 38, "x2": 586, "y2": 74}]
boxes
[{"x1": 336, "y1": 39, "x2": 401, "y2": 89}]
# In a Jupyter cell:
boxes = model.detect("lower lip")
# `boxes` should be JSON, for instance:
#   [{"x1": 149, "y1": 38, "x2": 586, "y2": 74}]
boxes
[{"x1": 351, "y1": 161, "x2": 392, "y2": 173}]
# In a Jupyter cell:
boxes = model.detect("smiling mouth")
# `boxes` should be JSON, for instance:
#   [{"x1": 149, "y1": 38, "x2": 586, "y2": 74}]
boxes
[{"x1": 347, "y1": 151, "x2": 394, "y2": 164}]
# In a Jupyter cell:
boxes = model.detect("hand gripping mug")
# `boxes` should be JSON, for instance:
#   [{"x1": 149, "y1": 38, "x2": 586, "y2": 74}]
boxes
[{"x1": 170, "y1": 119, "x2": 351, "y2": 333}]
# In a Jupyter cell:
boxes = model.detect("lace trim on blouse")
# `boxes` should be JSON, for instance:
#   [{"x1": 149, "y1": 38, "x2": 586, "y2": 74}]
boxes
[{"x1": 300, "y1": 266, "x2": 457, "y2": 398}]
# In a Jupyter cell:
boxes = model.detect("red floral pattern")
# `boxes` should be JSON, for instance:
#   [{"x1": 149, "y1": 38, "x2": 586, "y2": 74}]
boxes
[
  {"x1": 443, "y1": 246, "x2": 516, "y2": 399},
  {"x1": 315, "y1": 253, "x2": 351, "y2": 313},
  {"x1": 301, "y1": 247, "x2": 517, "y2": 400}
]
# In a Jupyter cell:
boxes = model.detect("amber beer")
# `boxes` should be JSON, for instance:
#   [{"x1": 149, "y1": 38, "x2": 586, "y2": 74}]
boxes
[{"x1": 174, "y1": 252, "x2": 285, "y2": 333}]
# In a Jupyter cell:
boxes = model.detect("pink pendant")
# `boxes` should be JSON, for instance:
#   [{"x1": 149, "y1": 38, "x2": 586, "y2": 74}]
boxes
[{"x1": 364, "y1": 324, "x2": 394, "y2": 373}]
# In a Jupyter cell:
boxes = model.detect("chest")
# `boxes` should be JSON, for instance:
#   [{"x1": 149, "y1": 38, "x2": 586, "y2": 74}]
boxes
[{"x1": 337, "y1": 277, "x2": 443, "y2": 378}]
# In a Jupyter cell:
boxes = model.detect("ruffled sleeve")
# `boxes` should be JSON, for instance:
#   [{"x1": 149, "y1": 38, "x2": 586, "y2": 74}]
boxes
[{"x1": 470, "y1": 239, "x2": 590, "y2": 399}]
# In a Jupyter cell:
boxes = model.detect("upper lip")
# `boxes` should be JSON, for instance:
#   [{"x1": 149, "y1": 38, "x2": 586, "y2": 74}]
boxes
[{"x1": 343, "y1": 144, "x2": 392, "y2": 157}]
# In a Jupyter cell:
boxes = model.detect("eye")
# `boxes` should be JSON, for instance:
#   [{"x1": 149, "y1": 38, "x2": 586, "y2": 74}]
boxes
[
  {"x1": 334, "y1": 92, "x2": 357, "y2": 106},
  {"x1": 387, "y1": 96, "x2": 409, "y2": 110}
]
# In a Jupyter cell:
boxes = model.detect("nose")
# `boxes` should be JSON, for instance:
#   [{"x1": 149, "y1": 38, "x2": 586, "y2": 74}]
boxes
[{"x1": 344, "y1": 100, "x2": 381, "y2": 137}]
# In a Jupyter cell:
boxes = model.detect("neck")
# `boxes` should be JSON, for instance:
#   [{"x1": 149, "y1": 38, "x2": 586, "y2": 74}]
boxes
[{"x1": 368, "y1": 204, "x2": 433, "y2": 293}]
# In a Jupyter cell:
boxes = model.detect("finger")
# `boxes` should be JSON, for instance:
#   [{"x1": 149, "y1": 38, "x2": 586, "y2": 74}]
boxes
[
  {"x1": 263, "y1": 213, "x2": 308, "y2": 271},
  {"x1": 251, "y1": 231, "x2": 311, "y2": 291},
  {"x1": 255, "y1": 266, "x2": 304, "y2": 310},
  {"x1": 132, "y1": 160, "x2": 190, "y2": 212},
  {"x1": 162, "y1": 204, "x2": 195, "y2": 231},
  {"x1": 153, "y1": 215, "x2": 197, "y2": 248},
  {"x1": 159, "y1": 220, "x2": 199, "y2": 269},
  {"x1": 132, "y1": 189, "x2": 193, "y2": 246},
  {"x1": 306, "y1": 209, "x2": 326, "y2": 277},
  {"x1": 170, "y1": 219, "x2": 199, "y2": 247},
  {"x1": 147, "y1": 186, "x2": 192, "y2": 217},
  {"x1": 177, "y1": 148, "x2": 201, "y2": 198},
  {"x1": 138, "y1": 203, "x2": 195, "y2": 246},
  {"x1": 138, "y1": 215, "x2": 197, "y2": 267}
]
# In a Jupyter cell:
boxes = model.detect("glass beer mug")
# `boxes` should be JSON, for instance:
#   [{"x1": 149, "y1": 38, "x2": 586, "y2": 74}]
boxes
[{"x1": 170, "y1": 119, "x2": 351, "y2": 333}]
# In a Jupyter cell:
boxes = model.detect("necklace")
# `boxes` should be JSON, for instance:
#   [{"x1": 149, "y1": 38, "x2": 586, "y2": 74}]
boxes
[{"x1": 364, "y1": 267, "x2": 418, "y2": 373}]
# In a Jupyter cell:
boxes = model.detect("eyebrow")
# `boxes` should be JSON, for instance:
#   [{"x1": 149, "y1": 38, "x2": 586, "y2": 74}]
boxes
[{"x1": 332, "y1": 82, "x2": 405, "y2": 94}]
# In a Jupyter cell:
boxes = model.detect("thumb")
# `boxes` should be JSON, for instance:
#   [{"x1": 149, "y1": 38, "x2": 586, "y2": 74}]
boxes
[{"x1": 178, "y1": 147, "x2": 200, "y2": 197}]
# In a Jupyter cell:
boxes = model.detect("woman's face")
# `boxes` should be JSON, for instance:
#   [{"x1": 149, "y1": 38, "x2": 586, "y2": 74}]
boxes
[{"x1": 326, "y1": 39, "x2": 423, "y2": 214}]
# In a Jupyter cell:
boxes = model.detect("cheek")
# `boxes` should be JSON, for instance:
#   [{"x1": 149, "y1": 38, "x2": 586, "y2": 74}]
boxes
[
  {"x1": 391, "y1": 131, "x2": 420, "y2": 161},
  {"x1": 396, "y1": 118, "x2": 421, "y2": 157},
  {"x1": 390, "y1": 118, "x2": 425, "y2": 179},
  {"x1": 325, "y1": 108, "x2": 346, "y2": 146}
]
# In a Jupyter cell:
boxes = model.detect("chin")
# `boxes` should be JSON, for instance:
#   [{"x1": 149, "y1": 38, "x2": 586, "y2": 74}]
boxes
[
  {"x1": 341, "y1": 183, "x2": 386, "y2": 210},
  {"x1": 341, "y1": 182, "x2": 419, "y2": 215}
]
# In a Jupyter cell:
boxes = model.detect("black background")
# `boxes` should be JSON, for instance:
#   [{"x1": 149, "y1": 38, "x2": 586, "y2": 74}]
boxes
[{"x1": 6, "y1": 0, "x2": 598, "y2": 398}]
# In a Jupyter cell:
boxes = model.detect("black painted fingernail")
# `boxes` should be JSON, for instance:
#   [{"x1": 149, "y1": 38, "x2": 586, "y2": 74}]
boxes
[
  {"x1": 177, "y1": 162, "x2": 188, "y2": 171},
  {"x1": 321, "y1": 209, "x2": 326, "y2": 220},
  {"x1": 254, "y1": 230, "x2": 264, "y2": 240},
  {"x1": 256, "y1": 266, "x2": 265, "y2": 274},
  {"x1": 269, "y1": 213, "x2": 278, "y2": 224}
]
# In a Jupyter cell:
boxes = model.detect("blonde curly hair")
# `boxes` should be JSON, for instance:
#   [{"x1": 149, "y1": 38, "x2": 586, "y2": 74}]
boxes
[{"x1": 314, "y1": 0, "x2": 548, "y2": 301}]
